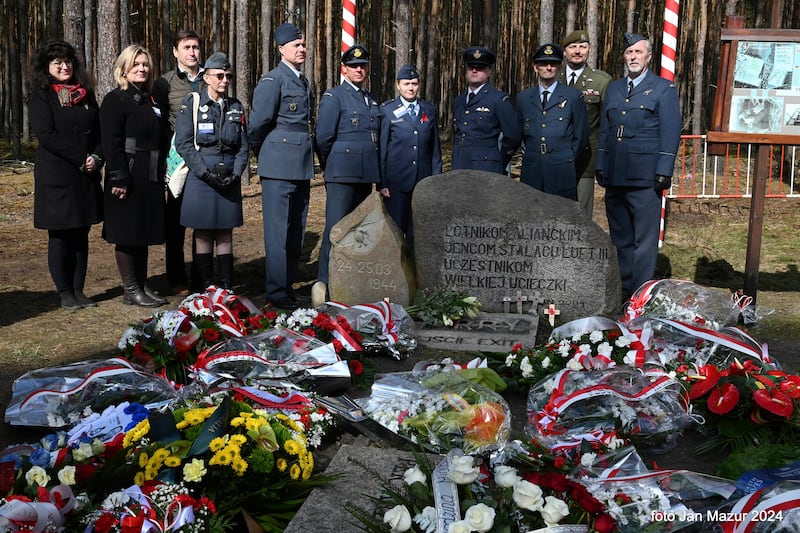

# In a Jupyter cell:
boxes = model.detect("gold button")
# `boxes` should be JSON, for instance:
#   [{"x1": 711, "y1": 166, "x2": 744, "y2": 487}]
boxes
[{"x1": 621, "y1": 111, "x2": 626, "y2": 115}]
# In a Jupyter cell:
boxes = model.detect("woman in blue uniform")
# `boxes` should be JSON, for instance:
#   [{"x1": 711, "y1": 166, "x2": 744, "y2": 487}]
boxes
[
  {"x1": 379, "y1": 64, "x2": 442, "y2": 249},
  {"x1": 175, "y1": 52, "x2": 249, "y2": 290},
  {"x1": 100, "y1": 45, "x2": 168, "y2": 307}
]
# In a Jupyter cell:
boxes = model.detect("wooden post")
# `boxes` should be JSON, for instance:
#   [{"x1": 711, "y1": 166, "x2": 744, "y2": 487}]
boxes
[{"x1": 743, "y1": 146, "x2": 769, "y2": 303}]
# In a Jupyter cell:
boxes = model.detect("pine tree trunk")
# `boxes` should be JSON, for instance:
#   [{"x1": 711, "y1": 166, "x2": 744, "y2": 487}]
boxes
[
  {"x1": 540, "y1": 0, "x2": 554, "y2": 44},
  {"x1": 693, "y1": 0, "x2": 707, "y2": 134},
  {"x1": 96, "y1": 0, "x2": 120, "y2": 100},
  {"x1": 63, "y1": 0, "x2": 83, "y2": 51},
  {"x1": 395, "y1": 0, "x2": 411, "y2": 70}
]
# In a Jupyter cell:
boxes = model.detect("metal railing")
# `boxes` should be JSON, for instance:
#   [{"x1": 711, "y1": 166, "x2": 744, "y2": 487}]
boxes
[{"x1": 670, "y1": 135, "x2": 799, "y2": 198}]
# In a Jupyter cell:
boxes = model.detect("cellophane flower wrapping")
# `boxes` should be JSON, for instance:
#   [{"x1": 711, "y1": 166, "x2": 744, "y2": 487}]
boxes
[
  {"x1": 5, "y1": 358, "x2": 177, "y2": 428},
  {"x1": 318, "y1": 301, "x2": 417, "y2": 359},
  {"x1": 716, "y1": 480, "x2": 800, "y2": 532},
  {"x1": 357, "y1": 370, "x2": 511, "y2": 454},
  {"x1": 192, "y1": 328, "x2": 346, "y2": 385},
  {"x1": 526, "y1": 367, "x2": 692, "y2": 455},
  {"x1": 623, "y1": 279, "x2": 741, "y2": 330},
  {"x1": 572, "y1": 447, "x2": 737, "y2": 533}
]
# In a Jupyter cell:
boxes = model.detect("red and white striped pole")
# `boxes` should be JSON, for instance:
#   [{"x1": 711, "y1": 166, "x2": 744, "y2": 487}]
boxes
[
  {"x1": 341, "y1": 0, "x2": 357, "y2": 80},
  {"x1": 658, "y1": 0, "x2": 679, "y2": 248}
]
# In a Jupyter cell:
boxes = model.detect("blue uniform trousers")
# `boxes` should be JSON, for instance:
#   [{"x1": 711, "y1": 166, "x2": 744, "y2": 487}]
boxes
[
  {"x1": 318, "y1": 182, "x2": 372, "y2": 283},
  {"x1": 261, "y1": 178, "x2": 310, "y2": 301},
  {"x1": 605, "y1": 185, "x2": 662, "y2": 300},
  {"x1": 384, "y1": 190, "x2": 414, "y2": 249}
]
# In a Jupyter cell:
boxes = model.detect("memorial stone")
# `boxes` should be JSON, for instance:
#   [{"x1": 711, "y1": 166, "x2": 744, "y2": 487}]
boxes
[
  {"x1": 328, "y1": 192, "x2": 417, "y2": 306},
  {"x1": 413, "y1": 170, "x2": 620, "y2": 321}
]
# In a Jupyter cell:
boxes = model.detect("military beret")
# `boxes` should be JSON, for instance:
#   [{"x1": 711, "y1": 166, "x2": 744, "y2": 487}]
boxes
[
  {"x1": 562, "y1": 29, "x2": 590, "y2": 47},
  {"x1": 533, "y1": 43, "x2": 563, "y2": 63},
  {"x1": 624, "y1": 32, "x2": 648, "y2": 48},
  {"x1": 204, "y1": 51, "x2": 231, "y2": 70},
  {"x1": 341, "y1": 44, "x2": 370, "y2": 65},
  {"x1": 275, "y1": 23, "x2": 302, "y2": 46},
  {"x1": 463, "y1": 46, "x2": 495, "y2": 67},
  {"x1": 396, "y1": 64, "x2": 419, "y2": 80}
]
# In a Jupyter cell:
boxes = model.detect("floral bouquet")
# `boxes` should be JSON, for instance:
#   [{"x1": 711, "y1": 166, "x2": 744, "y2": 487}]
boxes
[
  {"x1": 0, "y1": 484, "x2": 77, "y2": 532},
  {"x1": 79, "y1": 482, "x2": 218, "y2": 532},
  {"x1": 404, "y1": 287, "x2": 480, "y2": 328},
  {"x1": 497, "y1": 316, "x2": 645, "y2": 389},
  {"x1": 527, "y1": 367, "x2": 693, "y2": 455},
  {"x1": 357, "y1": 370, "x2": 511, "y2": 454},
  {"x1": 121, "y1": 392, "x2": 330, "y2": 531},
  {"x1": 623, "y1": 279, "x2": 741, "y2": 330},
  {"x1": 318, "y1": 300, "x2": 417, "y2": 360},
  {"x1": 348, "y1": 445, "x2": 617, "y2": 533},
  {"x1": 4, "y1": 358, "x2": 176, "y2": 428}
]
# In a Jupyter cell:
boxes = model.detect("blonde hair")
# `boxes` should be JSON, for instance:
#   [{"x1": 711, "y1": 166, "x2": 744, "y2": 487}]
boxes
[{"x1": 114, "y1": 44, "x2": 154, "y2": 91}]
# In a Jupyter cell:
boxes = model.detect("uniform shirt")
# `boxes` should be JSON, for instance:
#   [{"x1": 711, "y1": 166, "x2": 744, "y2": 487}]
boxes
[
  {"x1": 249, "y1": 61, "x2": 315, "y2": 180},
  {"x1": 596, "y1": 69, "x2": 681, "y2": 187},
  {"x1": 452, "y1": 83, "x2": 521, "y2": 173}
]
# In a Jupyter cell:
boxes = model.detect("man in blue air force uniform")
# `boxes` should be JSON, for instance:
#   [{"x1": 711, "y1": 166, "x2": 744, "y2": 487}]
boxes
[
  {"x1": 452, "y1": 46, "x2": 520, "y2": 174},
  {"x1": 517, "y1": 43, "x2": 588, "y2": 200},
  {"x1": 249, "y1": 23, "x2": 315, "y2": 310},
  {"x1": 378, "y1": 64, "x2": 442, "y2": 249},
  {"x1": 596, "y1": 32, "x2": 681, "y2": 302},
  {"x1": 312, "y1": 44, "x2": 381, "y2": 306}
]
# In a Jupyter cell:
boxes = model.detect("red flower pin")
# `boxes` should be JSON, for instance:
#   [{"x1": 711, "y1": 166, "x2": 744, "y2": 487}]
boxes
[{"x1": 420, "y1": 112, "x2": 429, "y2": 123}]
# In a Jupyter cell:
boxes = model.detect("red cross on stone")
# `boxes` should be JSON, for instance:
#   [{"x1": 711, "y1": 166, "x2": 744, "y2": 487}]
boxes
[{"x1": 543, "y1": 303, "x2": 561, "y2": 327}]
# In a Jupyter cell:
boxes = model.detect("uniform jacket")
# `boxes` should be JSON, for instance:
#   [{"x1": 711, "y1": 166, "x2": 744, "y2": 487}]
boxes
[
  {"x1": 452, "y1": 83, "x2": 521, "y2": 173},
  {"x1": 557, "y1": 67, "x2": 611, "y2": 179},
  {"x1": 517, "y1": 83, "x2": 589, "y2": 199},
  {"x1": 379, "y1": 97, "x2": 442, "y2": 192},
  {"x1": 596, "y1": 70, "x2": 681, "y2": 187},
  {"x1": 30, "y1": 87, "x2": 104, "y2": 230},
  {"x1": 316, "y1": 82, "x2": 381, "y2": 184},
  {"x1": 175, "y1": 89, "x2": 249, "y2": 178},
  {"x1": 248, "y1": 61, "x2": 315, "y2": 180},
  {"x1": 153, "y1": 68, "x2": 206, "y2": 131},
  {"x1": 99, "y1": 86, "x2": 167, "y2": 246}
]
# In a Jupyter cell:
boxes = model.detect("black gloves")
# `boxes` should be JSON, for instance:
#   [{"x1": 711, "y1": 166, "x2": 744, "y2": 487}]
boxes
[
  {"x1": 203, "y1": 163, "x2": 237, "y2": 190},
  {"x1": 595, "y1": 170, "x2": 605, "y2": 187},
  {"x1": 654, "y1": 175, "x2": 672, "y2": 193}
]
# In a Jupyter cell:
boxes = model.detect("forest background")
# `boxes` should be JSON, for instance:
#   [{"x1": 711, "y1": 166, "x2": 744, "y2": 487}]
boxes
[{"x1": 3, "y1": 0, "x2": 800, "y2": 156}]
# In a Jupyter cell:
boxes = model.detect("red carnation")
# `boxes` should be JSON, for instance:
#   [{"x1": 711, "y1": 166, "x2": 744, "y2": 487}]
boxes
[
  {"x1": 554, "y1": 456, "x2": 565, "y2": 469},
  {"x1": 303, "y1": 328, "x2": 316, "y2": 337},
  {"x1": 593, "y1": 513, "x2": 616, "y2": 533},
  {"x1": 93, "y1": 512, "x2": 119, "y2": 533},
  {"x1": 203, "y1": 328, "x2": 220, "y2": 342},
  {"x1": 264, "y1": 310, "x2": 278, "y2": 320},
  {"x1": 349, "y1": 359, "x2": 364, "y2": 376}
]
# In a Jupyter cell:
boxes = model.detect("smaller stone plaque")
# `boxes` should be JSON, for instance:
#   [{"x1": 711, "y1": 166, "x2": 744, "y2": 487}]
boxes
[
  {"x1": 328, "y1": 192, "x2": 417, "y2": 306},
  {"x1": 416, "y1": 312, "x2": 539, "y2": 352}
]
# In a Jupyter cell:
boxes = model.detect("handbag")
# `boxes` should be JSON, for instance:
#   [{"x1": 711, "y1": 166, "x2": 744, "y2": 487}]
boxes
[{"x1": 165, "y1": 92, "x2": 199, "y2": 198}]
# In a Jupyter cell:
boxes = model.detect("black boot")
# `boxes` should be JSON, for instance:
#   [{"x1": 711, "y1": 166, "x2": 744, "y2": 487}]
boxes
[
  {"x1": 59, "y1": 289, "x2": 82, "y2": 310},
  {"x1": 116, "y1": 250, "x2": 161, "y2": 307},
  {"x1": 217, "y1": 254, "x2": 234, "y2": 290},
  {"x1": 73, "y1": 289, "x2": 97, "y2": 307},
  {"x1": 134, "y1": 249, "x2": 167, "y2": 305},
  {"x1": 195, "y1": 253, "x2": 214, "y2": 290}
]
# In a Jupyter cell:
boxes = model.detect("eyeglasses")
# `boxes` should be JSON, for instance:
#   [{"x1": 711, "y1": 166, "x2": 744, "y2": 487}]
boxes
[
  {"x1": 50, "y1": 60, "x2": 73, "y2": 67},
  {"x1": 209, "y1": 73, "x2": 234, "y2": 80}
]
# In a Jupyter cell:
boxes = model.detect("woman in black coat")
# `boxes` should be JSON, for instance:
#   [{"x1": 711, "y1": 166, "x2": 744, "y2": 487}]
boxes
[
  {"x1": 100, "y1": 44, "x2": 169, "y2": 307},
  {"x1": 29, "y1": 40, "x2": 104, "y2": 310}
]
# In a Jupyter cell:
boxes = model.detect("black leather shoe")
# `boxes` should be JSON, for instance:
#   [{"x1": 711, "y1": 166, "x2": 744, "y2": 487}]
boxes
[
  {"x1": 74, "y1": 290, "x2": 98, "y2": 308},
  {"x1": 271, "y1": 298, "x2": 299, "y2": 311}
]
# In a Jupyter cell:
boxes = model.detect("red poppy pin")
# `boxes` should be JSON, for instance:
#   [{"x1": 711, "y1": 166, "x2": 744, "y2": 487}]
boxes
[{"x1": 420, "y1": 112, "x2": 429, "y2": 123}]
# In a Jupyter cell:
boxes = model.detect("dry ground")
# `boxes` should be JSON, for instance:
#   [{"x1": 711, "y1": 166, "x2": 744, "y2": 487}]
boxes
[{"x1": 1, "y1": 162, "x2": 799, "y2": 474}]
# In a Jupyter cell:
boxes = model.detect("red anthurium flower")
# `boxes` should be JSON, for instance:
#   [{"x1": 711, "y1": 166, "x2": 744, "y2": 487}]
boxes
[
  {"x1": 687, "y1": 365, "x2": 720, "y2": 399},
  {"x1": 753, "y1": 388, "x2": 794, "y2": 418},
  {"x1": 707, "y1": 383, "x2": 740, "y2": 415},
  {"x1": 779, "y1": 376, "x2": 800, "y2": 399}
]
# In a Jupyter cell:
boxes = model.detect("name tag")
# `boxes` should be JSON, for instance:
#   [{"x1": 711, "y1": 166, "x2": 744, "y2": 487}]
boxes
[
  {"x1": 198, "y1": 122, "x2": 214, "y2": 134},
  {"x1": 152, "y1": 107, "x2": 162, "y2": 117},
  {"x1": 392, "y1": 105, "x2": 406, "y2": 119}
]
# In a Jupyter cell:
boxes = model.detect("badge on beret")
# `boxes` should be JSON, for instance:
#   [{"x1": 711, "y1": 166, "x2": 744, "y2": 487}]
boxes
[
  {"x1": 544, "y1": 45, "x2": 554, "y2": 55},
  {"x1": 289, "y1": 103, "x2": 297, "y2": 111},
  {"x1": 354, "y1": 48, "x2": 363, "y2": 58},
  {"x1": 473, "y1": 49, "x2": 482, "y2": 59}
]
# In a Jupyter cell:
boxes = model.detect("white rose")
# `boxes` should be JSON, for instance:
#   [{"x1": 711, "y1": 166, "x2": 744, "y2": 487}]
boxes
[
  {"x1": 57, "y1": 465, "x2": 76, "y2": 485},
  {"x1": 448, "y1": 455, "x2": 480, "y2": 485},
  {"x1": 520, "y1": 356, "x2": 534, "y2": 378},
  {"x1": 541, "y1": 495, "x2": 570, "y2": 525},
  {"x1": 72, "y1": 441, "x2": 94, "y2": 462},
  {"x1": 413, "y1": 506, "x2": 437, "y2": 533},
  {"x1": 512, "y1": 479, "x2": 544, "y2": 511},
  {"x1": 505, "y1": 354, "x2": 516, "y2": 366},
  {"x1": 589, "y1": 330, "x2": 603, "y2": 343},
  {"x1": 580, "y1": 452, "x2": 597, "y2": 467},
  {"x1": 25, "y1": 466, "x2": 50, "y2": 487},
  {"x1": 566, "y1": 358, "x2": 583, "y2": 371},
  {"x1": 464, "y1": 503, "x2": 495, "y2": 532},
  {"x1": 447, "y1": 520, "x2": 471, "y2": 533},
  {"x1": 493, "y1": 465, "x2": 520, "y2": 488},
  {"x1": 571, "y1": 333, "x2": 582, "y2": 342},
  {"x1": 615, "y1": 335, "x2": 632, "y2": 348},
  {"x1": 597, "y1": 342, "x2": 613, "y2": 357},
  {"x1": 541, "y1": 356, "x2": 551, "y2": 369},
  {"x1": 403, "y1": 465, "x2": 427, "y2": 486},
  {"x1": 578, "y1": 343, "x2": 591, "y2": 355},
  {"x1": 383, "y1": 505, "x2": 412, "y2": 533}
]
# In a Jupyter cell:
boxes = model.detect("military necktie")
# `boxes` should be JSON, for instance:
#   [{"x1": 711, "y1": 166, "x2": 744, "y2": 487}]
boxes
[
  {"x1": 569, "y1": 72, "x2": 576, "y2": 87},
  {"x1": 409, "y1": 102, "x2": 417, "y2": 119},
  {"x1": 627, "y1": 81, "x2": 634, "y2": 97},
  {"x1": 466, "y1": 91, "x2": 474, "y2": 105},
  {"x1": 542, "y1": 90, "x2": 549, "y2": 109}
]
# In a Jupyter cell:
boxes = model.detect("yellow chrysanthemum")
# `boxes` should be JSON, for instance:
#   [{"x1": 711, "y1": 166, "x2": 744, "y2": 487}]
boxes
[
  {"x1": 123, "y1": 419, "x2": 150, "y2": 447},
  {"x1": 138, "y1": 452, "x2": 149, "y2": 468},
  {"x1": 299, "y1": 452, "x2": 314, "y2": 471},
  {"x1": 229, "y1": 434, "x2": 247, "y2": 447},
  {"x1": 277, "y1": 458, "x2": 287, "y2": 472},
  {"x1": 134, "y1": 471, "x2": 145, "y2": 486},
  {"x1": 214, "y1": 449, "x2": 233, "y2": 465},
  {"x1": 164, "y1": 455, "x2": 181, "y2": 468},
  {"x1": 290, "y1": 463, "x2": 301, "y2": 480},
  {"x1": 209, "y1": 437, "x2": 228, "y2": 452},
  {"x1": 145, "y1": 467, "x2": 158, "y2": 481},
  {"x1": 232, "y1": 457, "x2": 248, "y2": 476},
  {"x1": 284, "y1": 439, "x2": 301, "y2": 455},
  {"x1": 302, "y1": 464, "x2": 312, "y2": 480},
  {"x1": 153, "y1": 448, "x2": 170, "y2": 461}
]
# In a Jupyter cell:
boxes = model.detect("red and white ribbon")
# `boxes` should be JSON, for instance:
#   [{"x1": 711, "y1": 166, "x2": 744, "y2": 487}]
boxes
[{"x1": 721, "y1": 487, "x2": 800, "y2": 533}]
